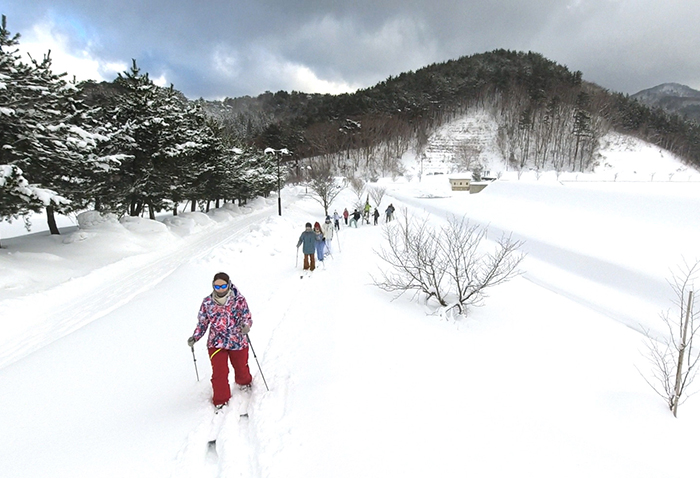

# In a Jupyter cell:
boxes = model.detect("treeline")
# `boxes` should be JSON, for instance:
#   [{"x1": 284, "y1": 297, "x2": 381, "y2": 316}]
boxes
[
  {"x1": 0, "y1": 16, "x2": 278, "y2": 235},
  {"x1": 205, "y1": 50, "x2": 700, "y2": 174}
]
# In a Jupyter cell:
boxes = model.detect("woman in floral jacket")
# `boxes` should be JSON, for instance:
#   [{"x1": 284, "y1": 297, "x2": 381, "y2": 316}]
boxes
[{"x1": 188, "y1": 272, "x2": 253, "y2": 407}]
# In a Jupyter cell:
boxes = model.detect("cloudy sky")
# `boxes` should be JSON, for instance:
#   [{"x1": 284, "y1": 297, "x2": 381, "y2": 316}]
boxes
[{"x1": 5, "y1": 1, "x2": 700, "y2": 100}]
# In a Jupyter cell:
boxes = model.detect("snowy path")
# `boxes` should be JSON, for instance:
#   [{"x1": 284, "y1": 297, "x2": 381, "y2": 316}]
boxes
[{"x1": 0, "y1": 205, "x2": 277, "y2": 369}]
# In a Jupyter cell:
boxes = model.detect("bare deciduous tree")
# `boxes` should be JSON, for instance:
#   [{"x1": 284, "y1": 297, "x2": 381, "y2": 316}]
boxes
[
  {"x1": 368, "y1": 185, "x2": 387, "y2": 208},
  {"x1": 307, "y1": 160, "x2": 344, "y2": 216},
  {"x1": 373, "y1": 210, "x2": 524, "y2": 316},
  {"x1": 640, "y1": 260, "x2": 700, "y2": 417},
  {"x1": 441, "y1": 216, "x2": 525, "y2": 313},
  {"x1": 348, "y1": 176, "x2": 366, "y2": 210}
]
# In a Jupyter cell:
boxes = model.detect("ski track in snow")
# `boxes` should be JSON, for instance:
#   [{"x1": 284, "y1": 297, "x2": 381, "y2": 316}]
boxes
[{"x1": 0, "y1": 206, "x2": 276, "y2": 369}]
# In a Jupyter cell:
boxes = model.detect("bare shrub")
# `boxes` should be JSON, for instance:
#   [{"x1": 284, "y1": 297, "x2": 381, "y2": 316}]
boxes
[
  {"x1": 308, "y1": 160, "x2": 344, "y2": 216},
  {"x1": 368, "y1": 185, "x2": 387, "y2": 208},
  {"x1": 348, "y1": 176, "x2": 366, "y2": 210},
  {"x1": 441, "y1": 216, "x2": 525, "y2": 314},
  {"x1": 639, "y1": 260, "x2": 700, "y2": 417},
  {"x1": 373, "y1": 210, "x2": 524, "y2": 316}
]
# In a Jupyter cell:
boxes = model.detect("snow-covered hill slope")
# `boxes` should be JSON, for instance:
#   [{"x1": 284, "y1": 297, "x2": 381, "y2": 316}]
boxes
[{"x1": 401, "y1": 109, "x2": 699, "y2": 181}]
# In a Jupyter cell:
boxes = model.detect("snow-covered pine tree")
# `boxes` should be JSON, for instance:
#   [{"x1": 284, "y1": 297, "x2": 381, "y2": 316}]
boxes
[
  {"x1": 0, "y1": 16, "x2": 100, "y2": 234},
  {"x1": 109, "y1": 60, "x2": 216, "y2": 218},
  {"x1": 0, "y1": 164, "x2": 68, "y2": 246},
  {"x1": 233, "y1": 146, "x2": 278, "y2": 204},
  {"x1": 165, "y1": 102, "x2": 223, "y2": 215}
]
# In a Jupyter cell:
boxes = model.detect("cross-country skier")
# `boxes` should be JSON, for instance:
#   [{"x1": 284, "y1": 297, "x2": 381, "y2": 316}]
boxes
[
  {"x1": 313, "y1": 221, "x2": 325, "y2": 262},
  {"x1": 297, "y1": 222, "x2": 316, "y2": 271},
  {"x1": 333, "y1": 210, "x2": 341, "y2": 230},
  {"x1": 385, "y1": 203, "x2": 395, "y2": 222},
  {"x1": 322, "y1": 216, "x2": 334, "y2": 255},
  {"x1": 187, "y1": 272, "x2": 253, "y2": 409},
  {"x1": 349, "y1": 209, "x2": 361, "y2": 228}
]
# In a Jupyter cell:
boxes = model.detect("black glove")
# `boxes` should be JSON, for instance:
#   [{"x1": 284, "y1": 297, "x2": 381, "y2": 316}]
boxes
[{"x1": 187, "y1": 336, "x2": 196, "y2": 347}]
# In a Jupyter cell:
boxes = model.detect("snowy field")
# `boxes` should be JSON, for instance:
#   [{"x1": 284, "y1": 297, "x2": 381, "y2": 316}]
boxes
[{"x1": 2, "y1": 143, "x2": 700, "y2": 477}]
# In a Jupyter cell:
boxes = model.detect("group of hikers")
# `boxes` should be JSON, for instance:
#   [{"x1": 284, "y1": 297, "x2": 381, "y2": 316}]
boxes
[
  {"x1": 296, "y1": 217, "x2": 335, "y2": 272},
  {"x1": 296, "y1": 202, "x2": 396, "y2": 272},
  {"x1": 339, "y1": 202, "x2": 396, "y2": 228},
  {"x1": 188, "y1": 201, "x2": 399, "y2": 410}
]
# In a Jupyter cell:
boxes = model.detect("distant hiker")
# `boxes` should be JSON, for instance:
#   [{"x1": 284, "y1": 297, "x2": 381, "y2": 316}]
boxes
[
  {"x1": 323, "y1": 216, "x2": 335, "y2": 254},
  {"x1": 343, "y1": 208, "x2": 349, "y2": 226},
  {"x1": 314, "y1": 221, "x2": 325, "y2": 262},
  {"x1": 333, "y1": 210, "x2": 341, "y2": 230},
  {"x1": 373, "y1": 207, "x2": 380, "y2": 225},
  {"x1": 187, "y1": 272, "x2": 253, "y2": 408},
  {"x1": 363, "y1": 201, "x2": 371, "y2": 224},
  {"x1": 349, "y1": 209, "x2": 361, "y2": 228},
  {"x1": 385, "y1": 204, "x2": 395, "y2": 222}
]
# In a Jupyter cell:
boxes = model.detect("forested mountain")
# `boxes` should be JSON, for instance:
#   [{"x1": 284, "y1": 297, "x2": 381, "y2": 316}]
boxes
[
  {"x1": 198, "y1": 50, "x2": 700, "y2": 174},
  {"x1": 3, "y1": 9, "x2": 699, "y2": 236},
  {"x1": 631, "y1": 83, "x2": 700, "y2": 123}
]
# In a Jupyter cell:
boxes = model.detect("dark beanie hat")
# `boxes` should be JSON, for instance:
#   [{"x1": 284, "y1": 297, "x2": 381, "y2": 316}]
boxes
[
  {"x1": 213, "y1": 272, "x2": 230, "y2": 283},
  {"x1": 305, "y1": 222, "x2": 312, "y2": 228}
]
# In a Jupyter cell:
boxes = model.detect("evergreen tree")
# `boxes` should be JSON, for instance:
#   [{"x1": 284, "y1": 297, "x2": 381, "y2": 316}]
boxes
[
  {"x1": 0, "y1": 164, "x2": 68, "y2": 246},
  {"x1": 107, "y1": 60, "x2": 201, "y2": 217},
  {"x1": 0, "y1": 16, "x2": 109, "y2": 233}
]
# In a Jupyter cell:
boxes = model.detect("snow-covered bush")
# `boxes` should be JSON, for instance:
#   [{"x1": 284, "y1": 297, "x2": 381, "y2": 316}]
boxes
[{"x1": 76, "y1": 210, "x2": 119, "y2": 229}]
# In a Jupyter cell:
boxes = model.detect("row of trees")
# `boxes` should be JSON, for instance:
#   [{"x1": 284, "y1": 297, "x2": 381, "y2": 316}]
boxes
[
  {"x1": 203, "y1": 49, "x2": 700, "y2": 178},
  {"x1": 0, "y1": 16, "x2": 280, "y2": 236},
  {"x1": 490, "y1": 85, "x2": 609, "y2": 174}
]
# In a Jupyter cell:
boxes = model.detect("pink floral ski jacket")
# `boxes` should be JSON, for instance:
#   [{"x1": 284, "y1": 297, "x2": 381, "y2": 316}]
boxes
[{"x1": 192, "y1": 285, "x2": 252, "y2": 350}]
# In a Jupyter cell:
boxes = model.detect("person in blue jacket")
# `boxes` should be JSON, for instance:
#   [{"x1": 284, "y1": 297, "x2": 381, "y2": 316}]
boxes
[{"x1": 297, "y1": 222, "x2": 317, "y2": 271}]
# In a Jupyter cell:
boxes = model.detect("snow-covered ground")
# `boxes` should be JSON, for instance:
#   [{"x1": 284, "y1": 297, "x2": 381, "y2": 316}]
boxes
[{"x1": 2, "y1": 136, "x2": 700, "y2": 477}]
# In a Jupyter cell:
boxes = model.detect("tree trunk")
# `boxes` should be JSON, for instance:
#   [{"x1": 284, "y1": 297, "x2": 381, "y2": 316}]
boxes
[
  {"x1": 191, "y1": 200, "x2": 196, "y2": 212},
  {"x1": 672, "y1": 290, "x2": 694, "y2": 417},
  {"x1": 46, "y1": 205, "x2": 60, "y2": 235}
]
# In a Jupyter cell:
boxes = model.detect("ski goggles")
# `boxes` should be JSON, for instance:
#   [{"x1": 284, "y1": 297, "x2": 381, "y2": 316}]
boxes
[{"x1": 213, "y1": 283, "x2": 229, "y2": 290}]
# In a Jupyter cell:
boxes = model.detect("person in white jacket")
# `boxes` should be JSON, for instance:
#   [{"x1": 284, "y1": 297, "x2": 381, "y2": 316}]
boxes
[{"x1": 322, "y1": 216, "x2": 334, "y2": 255}]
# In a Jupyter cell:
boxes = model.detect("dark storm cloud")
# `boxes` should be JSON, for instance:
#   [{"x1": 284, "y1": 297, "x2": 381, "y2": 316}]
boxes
[{"x1": 6, "y1": 1, "x2": 700, "y2": 99}]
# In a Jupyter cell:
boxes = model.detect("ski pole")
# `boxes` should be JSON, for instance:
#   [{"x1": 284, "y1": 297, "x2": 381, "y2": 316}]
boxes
[
  {"x1": 190, "y1": 345, "x2": 200, "y2": 382},
  {"x1": 296, "y1": 246, "x2": 299, "y2": 268},
  {"x1": 246, "y1": 334, "x2": 269, "y2": 391}
]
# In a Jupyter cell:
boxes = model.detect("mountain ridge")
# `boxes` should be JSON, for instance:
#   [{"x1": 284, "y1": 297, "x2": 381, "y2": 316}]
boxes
[{"x1": 631, "y1": 82, "x2": 700, "y2": 123}]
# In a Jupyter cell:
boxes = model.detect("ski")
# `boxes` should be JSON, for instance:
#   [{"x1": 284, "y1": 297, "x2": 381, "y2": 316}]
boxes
[
  {"x1": 206, "y1": 404, "x2": 229, "y2": 462},
  {"x1": 238, "y1": 388, "x2": 252, "y2": 418},
  {"x1": 206, "y1": 386, "x2": 252, "y2": 460}
]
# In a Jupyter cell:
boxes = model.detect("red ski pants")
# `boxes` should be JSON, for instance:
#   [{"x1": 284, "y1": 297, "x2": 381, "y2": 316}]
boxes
[{"x1": 208, "y1": 347, "x2": 252, "y2": 406}]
